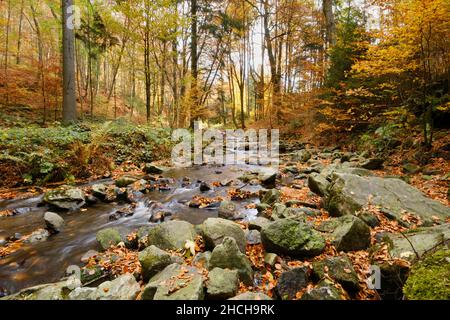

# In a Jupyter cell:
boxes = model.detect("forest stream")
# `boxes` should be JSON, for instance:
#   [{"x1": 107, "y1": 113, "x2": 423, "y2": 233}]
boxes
[{"x1": 0, "y1": 143, "x2": 276, "y2": 295}]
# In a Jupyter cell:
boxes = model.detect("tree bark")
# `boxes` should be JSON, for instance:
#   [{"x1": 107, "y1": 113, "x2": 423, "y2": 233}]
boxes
[
  {"x1": 323, "y1": 0, "x2": 336, "y2": 48},
  {"x1": 62, "y1": 0, "x2": 77, "y2": 123},
  {"x1": 190, "y1": 0, "x2": 199, "y2": 128}
]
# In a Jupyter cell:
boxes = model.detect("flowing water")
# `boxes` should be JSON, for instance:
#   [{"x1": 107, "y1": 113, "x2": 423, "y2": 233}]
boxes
[{"x1": 0, "y1": 145, "x2": 277, "y2": 295}]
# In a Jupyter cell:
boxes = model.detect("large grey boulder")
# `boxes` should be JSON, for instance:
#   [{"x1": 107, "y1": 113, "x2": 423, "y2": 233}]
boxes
[
  {"x1": 200, "y1": 218, "x2": 246, "y2": 253},
  {"x1": 43, "y1": 186, "x2": 85, "y2": 211},
  {"x1": 261, "y1": 219, "x2": 326, "y2": 257},
  {"x1": 378, "y1": 223, "x2": 450, "y2": 262},
  {"x1": 139, "y1": 245, "x2": 172, "y2": 281},
  {"x1": 44, "y1": 212, "x2": 65, "y2": 233},
  {"x1": 206, "y1": 268, "x2": 239, "y2": 299},
  {"x1": 209, "y1": 237, "x2": 254, "y2": 285},
  {"x1": 325, "y1": 173, "x2": 450, "y2": 226},
  {"x1": 145, "y1": 220, "x2": 197, "y2": 250},
  {"x1": 248, "y1": 217, "x2": 271, "y2": 231},
  {"x1": 141, "y1": 264, "x2": 204, "y2": 300}
]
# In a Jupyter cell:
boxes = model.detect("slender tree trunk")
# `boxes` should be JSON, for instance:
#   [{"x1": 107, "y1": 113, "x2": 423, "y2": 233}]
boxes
[
  {"x1": 16, "y1": 0, "x2": 25, "y2": 65},
  {"x1": 190, "y1": 0, "x2": 198, "y2": 128},
  {"x1": 4, "y1": 0, "x2": 12, "y2": 104},
  {"x1": 62, "y1": 0, "x2": 77, "y2": 123},
  {"x1": 323, "y1": 0, "x2": 336, "y2": 48}
]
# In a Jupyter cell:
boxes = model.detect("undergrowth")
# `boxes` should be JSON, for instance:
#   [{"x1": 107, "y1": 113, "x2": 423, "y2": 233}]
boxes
[{"x1": 0, "y1": 119, "x2": 172, "y2": 187}]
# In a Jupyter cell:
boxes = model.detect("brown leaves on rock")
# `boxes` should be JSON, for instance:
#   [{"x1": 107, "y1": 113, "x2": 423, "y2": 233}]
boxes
[
  {"x1": 228, "y1": 188, "x2": 257, "y2": 200},
  {"x1": 190, "y1": 195, "x2": 223, "y2": 208},
  {"x1": 0, "y1": 209, "x2": 14, "y2": 217},
  {"x1": 86, "y1": 245, "x2": 141, "y2": 277},
  {"x1": 280, "y1": 186, "x2": 322, "y2": 206}
]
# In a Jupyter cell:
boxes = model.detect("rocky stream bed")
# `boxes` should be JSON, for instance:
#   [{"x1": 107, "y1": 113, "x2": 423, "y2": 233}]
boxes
[{"x1": 0, "y1": 142, "x2": 449, "y2": 300}]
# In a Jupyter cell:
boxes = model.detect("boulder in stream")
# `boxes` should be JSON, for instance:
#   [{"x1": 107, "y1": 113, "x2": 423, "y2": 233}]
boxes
[
  {"x1": 96, "y1": 228, "x2": 122, "y2": 251},
  {"x1": 44, "y1": 212, "x2": 65, "y2": 233},
  {"x1": 43, "y1": 186, "x2": 85, "y2": 211}
]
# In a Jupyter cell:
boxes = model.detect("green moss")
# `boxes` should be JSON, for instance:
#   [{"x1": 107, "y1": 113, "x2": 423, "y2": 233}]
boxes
[{"x1": 403, "y1": 248, "x2": 450, "y2": 300}]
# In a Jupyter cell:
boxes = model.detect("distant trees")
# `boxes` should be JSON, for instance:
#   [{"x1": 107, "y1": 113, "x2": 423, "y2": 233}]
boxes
[{"x1": 0, "y1": 0, "x2": 446, "y2": 145}]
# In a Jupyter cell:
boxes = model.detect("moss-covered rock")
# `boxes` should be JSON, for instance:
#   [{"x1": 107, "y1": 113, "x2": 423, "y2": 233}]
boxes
[
  {"x1": 403, "y1": 248, "x2": 450, "y2": 300},
  {"x1": 96, "y1": 228, "x2": 122, "y2": 251},
  {"x1": 209, "y1": 237, "x2": 254, "y2": 285},
  {"x1": 1, "y1": 279, "x2": 78, "y2": 300},
  {"x1": 260, "y1": 189, "x2": 281, "y2": 205},
  {"x1": 115, "y1": 175, "x2": 138, "y2": 188},
  {"x1": 145, "y1": 220, "x2": 197, "y2": 251},
  {"x1": 261, "y1": 219, "x2": 325, "y2": 257},
  {"x1": 138, "y1": 245, "x2": 172, "y2": 281}
]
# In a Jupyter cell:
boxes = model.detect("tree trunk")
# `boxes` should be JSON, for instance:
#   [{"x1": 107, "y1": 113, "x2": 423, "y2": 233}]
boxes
[
  {"x1": 323, "y1": 0, "x2": 336, "y2": 48},
  {"x1": 4, "y1": 0, "x2": 11, "y2": 104},
  {"x1": 190, "y1": 0, "x2": 198, "y2": 128},
  {"x1": 16, "y1": 0, "x2": 25, "y2": 65},
  {"x1": 62, "y1": 0, "x2": 77, "y2": 123}
]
